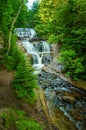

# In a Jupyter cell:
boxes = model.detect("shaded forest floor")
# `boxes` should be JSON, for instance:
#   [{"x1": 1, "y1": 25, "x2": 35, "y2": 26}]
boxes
[{"x1": 0, "y1": 69, "x2": 58, "y2": 130}]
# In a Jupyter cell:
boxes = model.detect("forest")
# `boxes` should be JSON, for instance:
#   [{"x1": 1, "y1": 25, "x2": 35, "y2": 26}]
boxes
[
  {"x1": 0, "y1": 0, "x2": 86, "y2": 80},
  {"x1": 0, "y1": 0, "x2": 86, "y2": 129},
  {"x1": 34, "y1": 0, "x2": 86, "y2": 80}
]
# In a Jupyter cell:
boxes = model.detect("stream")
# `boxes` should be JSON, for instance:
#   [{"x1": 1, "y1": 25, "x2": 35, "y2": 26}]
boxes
[
  {"x1": 38, "y1": 71, "x2": 86, "y2": 130},
  {"x1": 16, "y1": 28, "x2": 86, "y2": 130}
]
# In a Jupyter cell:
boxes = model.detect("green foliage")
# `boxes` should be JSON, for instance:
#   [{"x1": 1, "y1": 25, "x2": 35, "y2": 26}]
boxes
[
  {"x1": 15, "y1": 0, "x2": 39, "y2": 28},
  {"x1": 27, "y1": 1, "x2": 39, "y2": 28},
  {"x1": 15, "y1": 4, "x2": 29, "y2": 28},
  {"x1": 0, "y1": 0, "x2": 27, "y2": 46},
  {"x1": 4, "y1": 34, "x2": 37, "y2": 104},
  {"x1": 16, "y1": 120, "x2": 43, "y2": 130},
  {"x1": 0, "y1": 0, "x2": 38, "y2": 103},
  {"x1": 13, "y1": 54, "x2": 37, "y2": 104},
  {"x1": 9, "y1": 42, "x2": 37, "y2": 103},
  {"x1": 5, "y1": 48, "x2": 22, "y2": 71},
  {"x1": 0, "y1": 108, "x2": 43, "y2": 130},
  {"x1": 0, "y1": 109, "x2": 16, "y2": 129},
  {"x1": 16, "y1": 110, "x2": 43, "y2": 130},
  {"x1": 0, "y1": 0, "x2": 86, "y2": 81},
  {"x1": 34, "y1": 0, "x2": 86, "y2": 80},
  {"x1": 5, "y1": 55, "x2": 15, "y2": 71},
  {"x1": 58, "y1": 49, "x2": 84, "y2": 80},
  {"x1": 5, "y1": 35, "x2": 21, "y2": 70},
  {"x1": 48, "y1": 34, "x2": 58, "y2": 44},
  {"x1": 34, "y1": 0, "x2": 58, "y2": 38}
]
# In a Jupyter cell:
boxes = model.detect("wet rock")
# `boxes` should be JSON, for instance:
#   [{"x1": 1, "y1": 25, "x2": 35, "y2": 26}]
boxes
[
  {"x1": 38, "y1": 70, "x2": 86, "y2": 130},
  {"x1": 42, "y1": 54, "x2": 53, "y2": 65},
  {"x1": 58, "y1": 95, "x2": 76, "y2": 104},
  {"x1": 65, "y1": 103, "x2": 73, "y2": 111}
]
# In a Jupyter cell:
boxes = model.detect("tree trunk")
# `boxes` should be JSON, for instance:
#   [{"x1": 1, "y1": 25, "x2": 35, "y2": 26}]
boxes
[{"x1": 7, "y1": 0, "x2": 24, "y2": 55}]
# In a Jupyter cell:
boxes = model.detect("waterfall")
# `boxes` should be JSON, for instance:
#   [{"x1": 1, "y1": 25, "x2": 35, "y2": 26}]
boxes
[
  {"x1": 15, "y1": 28, "x2": 53, "y2": 72},
  {"x1": 22, "y1": 39, "x2": 52, "y2": 70},
  {"x1": 22, "y1": 40, "x2": 36, "y2": 53},
  {"x1": 15, "y1": 28, "x2": 37, "y2": 40},
  {"x1": 42, "y1": 41, "x2": 50, "y2": 52},
  {"x1": 16, "y1": 28, "x2": 86, "y2": 129}
]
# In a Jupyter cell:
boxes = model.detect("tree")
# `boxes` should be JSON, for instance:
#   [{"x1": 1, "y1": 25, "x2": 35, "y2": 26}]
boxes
[
  {"x1": 27, "y1": 1, "x2": 39, "y2": 28},
  {"x1": 13, "y1": 51, "x2": 37, "y2": 103},
  {"x1": 7, "y1": 0, "x2": 25, "y2": 55},
  {"x1": 35, "y1": 0, "x2": 86, "y2": 79},
  {"x1": 35, "y1": 0, "x2": 58, "y2": 38},
  {"x1": 0, "y1": 0, "x2": 27, "y2": 52}
]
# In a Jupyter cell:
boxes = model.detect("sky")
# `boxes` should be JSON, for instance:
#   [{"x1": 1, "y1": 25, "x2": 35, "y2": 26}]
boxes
[{"x1": 27, "y1": 0, "x2": 36, "y2": 8}]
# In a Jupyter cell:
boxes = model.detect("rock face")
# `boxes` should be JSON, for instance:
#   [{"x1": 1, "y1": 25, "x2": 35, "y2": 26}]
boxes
[
  {"x1": 50, "y1": 43, "x2": 59, "y2": 61},
  {"x1": 50, "y1": 44, "x2": 59, "y2": 54},
  {"x1": 38, "y1": 69, "x2": 86, "y2": 130}
]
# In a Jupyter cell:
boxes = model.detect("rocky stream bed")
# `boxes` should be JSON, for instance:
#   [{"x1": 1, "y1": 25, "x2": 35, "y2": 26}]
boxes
[
  {"x1": 17, "y1": 38, "x2": 86, "y2": 130},
  {"x1": 38, "y1": 64, "x2": 86, "y2": 130}
]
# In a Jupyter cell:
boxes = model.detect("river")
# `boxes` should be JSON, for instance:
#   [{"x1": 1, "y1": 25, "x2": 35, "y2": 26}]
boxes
[{"x1": 16, "y1": 28, "x2": 86, "y2": 130}]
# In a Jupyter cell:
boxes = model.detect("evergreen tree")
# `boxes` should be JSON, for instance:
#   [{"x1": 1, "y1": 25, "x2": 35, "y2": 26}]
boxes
[
  {"x1": 35, "y1": 0, "x2": 86, "y2": 79},
  {"x1": 13, "y1": 52, "x2": 37, "y2": 103}
]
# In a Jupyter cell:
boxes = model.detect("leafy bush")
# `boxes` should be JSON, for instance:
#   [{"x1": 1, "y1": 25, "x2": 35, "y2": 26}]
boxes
[
  {"x1": 48, "y1": 34, "x2": 58, "y2": 44},
  {"x1": 16, "y1": 120, "x2": 43, "y2": 130},
  {"x1": 5, "y1": 47, "x2": 23, "y2": 71},
  {"x1": 16, "y1": 110, "x2": 43, "y2": 130},
  {"x1": 0, "y1": 109, "x2": 43, "y2": 130},
  {"x1": 5, "y1": 35, "x2": 20, "y2": 70},
  {"x1": 58, "y1": 49, "x2": 84, "y2": 80},
  {"x1": 5, "y1": 55, "x2": 15, "y2": 71}
]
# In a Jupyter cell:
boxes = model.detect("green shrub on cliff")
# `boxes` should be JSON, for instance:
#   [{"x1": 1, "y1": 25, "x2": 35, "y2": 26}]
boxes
[{"x1": 58, "y1": 49, "x2": 84, "y2": 80}]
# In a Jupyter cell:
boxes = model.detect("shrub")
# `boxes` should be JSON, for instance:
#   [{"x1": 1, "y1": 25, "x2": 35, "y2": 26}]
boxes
[
  {"x1": 16, "y1": 120, "x2": 43, "y2": 130},
  {"x1": 4, "y1": 34, "x2": 37, "y2": 104},
  {"x1": 5, "y1": 48, "x2": 24, "y2": 71},
  {"x1": 5, "y1": 35, "x2": 21, "y2": 71},
  {"x1": 5, "y1": 55, "x2": 15, "y2": 71},
  {"x1": 13, "y1": 52, "x2": 37, "y2": 104},
  {"x1": 58, "y1": 49, "x2": 84, "y2": 80},
  {"x1": 48, "y1": 34, "x2": 58, "y2": 44},
  {"x1": 0, "y1": 108, "x2": 43, "y2": 130},
  {"x1": 16, "y1": 110, "x2": 43, "y2": 130}
]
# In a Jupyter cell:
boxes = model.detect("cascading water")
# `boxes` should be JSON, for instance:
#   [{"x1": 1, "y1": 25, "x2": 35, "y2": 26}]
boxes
[
  {"x1": 34, "y1": 41, "x2": 50, "y2": 52},
  {"x1": 22, "y1": 40, "x2": 36, "y2": 53},
  {"x1": 16, "y1": 28, "x2": 86, "y2": 130},
  {"x1": 42, "y1": 41, "x2": 50, "y2": 52},
  {"x1": 15, "y1": 28, "x2": 53, "y2": 71},
  {"x1": 15, "y1": 28, "x2": 37, "y2": 40},
  {"x1": 22, "y1": 39, "x2": 52, "y2": 71}
]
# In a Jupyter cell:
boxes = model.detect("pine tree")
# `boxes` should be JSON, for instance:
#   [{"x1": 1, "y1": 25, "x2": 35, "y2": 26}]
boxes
[{"x1": 13, "y1": 52, "x2": 37, "y2": 102}]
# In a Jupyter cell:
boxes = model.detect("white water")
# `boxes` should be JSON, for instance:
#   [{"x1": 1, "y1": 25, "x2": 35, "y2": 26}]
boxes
[
  {"x1": 15, "y1": 28, "x2": 36, "y2": 39},
  {"x1": 22, "y1": 40, "x2": 36, "y2": 53},
  {"x1": 22, "y1": 39, "x2": 51, "y2": 71},
  {"x1": 42, "y1": 41, "x2": 50, "y2": 52}
]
